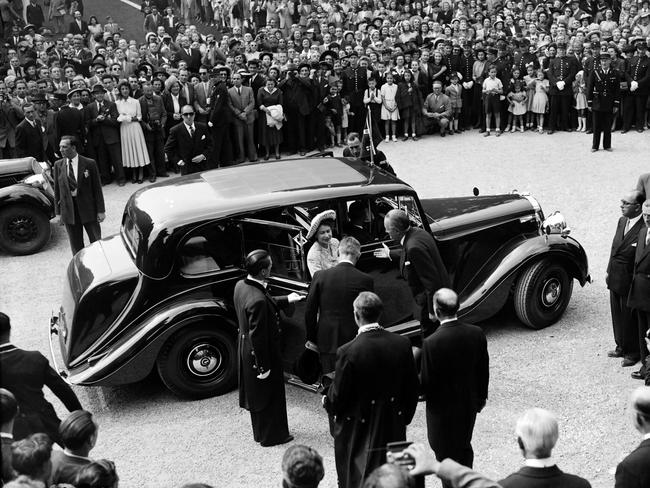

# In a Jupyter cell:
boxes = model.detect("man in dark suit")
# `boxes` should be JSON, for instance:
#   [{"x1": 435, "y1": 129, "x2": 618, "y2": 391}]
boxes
[
  {"x1": 325, "y1": 292, "x2": 419, "y2": 488},
  {"x1": 176, "y1": 36, "x2": 202, "y2": 72},
  {"x1": 587, "y1": 52, "x2": 620, "y2": 152},
  {"x1": 499, "y1": 408, "x2": 591, "y2": 488},
  {"x1": 233, "y1": 250, "x2": 303, "y2": 447},
  {"x1": 637, "y1": 172, "x2": 650, "y2": 199},
  {"x1": 305, "y1": 237, "x2": 374, "y2": 374},
  {"x1": 15, "y1": 103, "x2": 45, "y2": 161},
  {"x1": 84, "y1": 84, "x2": 123, "y2": 185},
  {"x1": 547, "y1": 43, "x2": 577, "y2": 133},
  {"x1": 139, "y1": 83, "x2": 168, "y2": 178},
  {"x1": 342, "y1": 200, "x2": 373, "y2": 244},
  {"x1": 420, "y1": 288, "x2": 489, "y2": 486},
  {"x1": 0, "y1": 313, "x2": 82, "y2": 446},
  {"x1": 228, "y1": 72, "x2": 257, "y2": 163},
  {"x1": 208, "y1": 66, "x2": 234, "y2": 168},
  {"x1": 53, "y1": 135, "x2": 105, "y2": 255},
  {"x1": 56, "y1": 89, "x2": 86, "y2": 155},
  {"x1": 607, "y1": 190, "x2": 646, "y2": 366},
  {"x1": 68, "y1": 11, "x2": 88, "y2": 37},
  {"x1": 164, "y1": 105, "x2": 212, "y2": 176},
  {"x1": 1, "y1": 388, "x2": 18, "y2": 485},
  {"x1": 615, "y1": 386, "x2": 650, "y2": 487},
  {"x1": 378, "y1": 208, "x2": 450, "y2": 339},
  {"x1": 628, "y1": 200, "x2": 650, "y2": 380}
]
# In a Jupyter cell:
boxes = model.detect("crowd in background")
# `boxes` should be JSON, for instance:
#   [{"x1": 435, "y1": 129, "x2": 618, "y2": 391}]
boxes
[{"x1": 0, "y1": 0, "x2": 649, "y2": 185}]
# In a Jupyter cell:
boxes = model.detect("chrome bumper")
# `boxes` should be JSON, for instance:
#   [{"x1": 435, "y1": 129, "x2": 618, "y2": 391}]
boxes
[{"x1": 48, "y1": 313, "x2": 71, "y2": 383}]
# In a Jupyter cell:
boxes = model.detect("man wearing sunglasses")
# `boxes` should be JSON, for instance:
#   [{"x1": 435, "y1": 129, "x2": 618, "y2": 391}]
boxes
[{"x1": 164, "y1": 104, "x2": 213, "y2": 176}]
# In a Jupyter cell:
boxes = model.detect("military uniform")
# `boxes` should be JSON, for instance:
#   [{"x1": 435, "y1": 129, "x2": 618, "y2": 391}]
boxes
[
  {"x1": 548, "y1": 54, "x2": 577, "y2": 132},
  {"x1": 623, "y1": 51, "x2": 650, "y2": 132},
  {"x1": 459, "y1": 52, "x2": 476, "y2": 129},
  {"x1": 587, "y1": 63, "x2": 620, "y2": 150},
  {"x1": 341, "y1": 65, "x2": 368, "y2": 133}
]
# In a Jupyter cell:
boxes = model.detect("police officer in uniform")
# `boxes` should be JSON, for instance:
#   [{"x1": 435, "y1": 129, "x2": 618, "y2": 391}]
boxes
[
  {"x1": 233, "y1": 250, "x2": 304, "y2": 447},
  {"x1": 622, "y1": 38, "x2": 650, "y2": 133},
  {"x1": 587, "y1": 52, "x2": 620, "y2": 152},
  {"x1": 341, "y1": 52, "x2": 368, "y2": 133},
  {"x1": 458, "y1": 43, "x2": 476, "y2": 131},
  {"x1": 548, "y1": 42, "x2": 577, "y2": 133}
]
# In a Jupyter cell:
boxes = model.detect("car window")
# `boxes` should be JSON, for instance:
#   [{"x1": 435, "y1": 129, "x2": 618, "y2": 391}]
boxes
[{"x1": 179, "y1": 221, "x2": 242, "y2": 276}]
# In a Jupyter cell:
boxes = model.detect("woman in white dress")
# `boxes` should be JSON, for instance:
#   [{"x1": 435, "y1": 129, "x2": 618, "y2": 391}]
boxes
[
  {"x1": 115, "y1": 81, "x2": 152, "y2": 184},
  {"x1": 306, "y1": 210, "x2": 339, "y2": 277}
]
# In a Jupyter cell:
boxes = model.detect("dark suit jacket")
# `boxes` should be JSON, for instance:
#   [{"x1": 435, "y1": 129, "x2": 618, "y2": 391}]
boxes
[
  {"x1": 164, "y1": 121, "x2": 213, "y2": 166},
  {"x1": 548, "y1": 57, "x2": 577, "y2": 96},
  {"x1": 233, "y1": 278, "x2": 290, "y2": 411},
  {"x1": 401, "y1": 227, "x2": 450, "y2": 317},
  {"x1": 305, "y1": 262, "x2": 374, "y2": 354},
  {"x1": 587, "y1": 68, "x2": 621, "y2": 112},
  {"x1": 53, "y1": 155, "x2": 105, "y2": 225},
  {"x1": 500, "y1": 466, "x2": 591, "y2": 488},
  {"x1": 607, "y1": 216, "x2": 645, "y2": 296},
  {"x1": 68, "y1": 20, "x2": 89, "y2": 36},
  {"x1": 627, "y1": 225, "x2": 650, "y2": 312},
  {"x1": 176, "y1": 47, "x2": 202, "y2": 72},
  {"x1": 421, "y1": 320, "x2": 489, "y2": 414},
  {"x1": 637, "y1": 173, "x2": 650, "y2": 199},
  {"x1": 0, "y1": 343, "x2": 82, "y2": 441},
  {"x1": 615, "y1": 438, "x2": 650, "y2": 488},
  {"x1": 55, "y1": 105, "x2": 85, "y2": 148},
  {"x1": 209, "y1": 81, "x2": 232, "y2": 128},
  {"x1": 161, "y1": 92, "x2": 187, "y2": 132},
  {"x1": 15, "y1": 119, "x2": 45, "y2": 161},
  {"x1": 83, "y1": 100, "x2": 120, "y2": 145}
]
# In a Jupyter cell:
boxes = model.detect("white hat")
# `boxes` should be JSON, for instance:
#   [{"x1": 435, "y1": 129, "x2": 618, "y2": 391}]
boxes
[{"x1": 306, "y1": 210, "x2": 336, "y2": 240}]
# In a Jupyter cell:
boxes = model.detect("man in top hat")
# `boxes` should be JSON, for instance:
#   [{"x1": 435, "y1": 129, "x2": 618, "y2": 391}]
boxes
[
  {"x1": 622, "y1": 39, "x2": 650, "y2": 133},
  {"x1": 15, "y1": 103, "x2": 46, "y2": 161},
  {"x1": 548, "y1": 42, "x2": 577, "y2": 133},
  {"x1": 615, "y1": 387, "x2": 650, "y2": 485},
  {"x1": 84, "y1": 84, "x2": 124, "y2": 186},
  {"x1": 587, "y1": 52, "x2": 620, "y2": 151},
  {"x1": 56, "y1": 89, "x2": 86, "y2": 154}
]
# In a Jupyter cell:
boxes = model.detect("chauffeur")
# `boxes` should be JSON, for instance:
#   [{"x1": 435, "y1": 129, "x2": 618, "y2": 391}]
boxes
[
  {"x1": 233, "y1": 250, "x2": 304, "y2": 447},
  {"x1": 587, "y1": 52, "x2": 620, "y2": 152}
]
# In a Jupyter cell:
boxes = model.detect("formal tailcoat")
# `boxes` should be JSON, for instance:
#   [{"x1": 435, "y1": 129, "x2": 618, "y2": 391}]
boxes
[
  {"x1": 400, "y1": 227, "x2": 450, "y2": 317},
  {"x1": 614, "y1": 438, "x2": 650, "y2": 488},
  {"x1": 500, "y1": 466, "x2": 592, "y2": 488},
  {"x1": 304, "y1": 262, "x2": 374, "y2": 355},
  {"x1": 0, "y1": 343, "x2": 82, "y2": 444},
  {"x1": 326, "y1": 328, "x2": 419, "y2": 488},
  {"x1": 15, "y1": 118, "x2": 46, "y2": 160},
  {"x1": 53, "y1": 155, "x2": 105, "y2": 225},
  {"x1": 627, "y1": 225, "x2": 650, "y2": 312},
  {"x1": 607, "y1": 216, "x2": 645, "y2": 296},
  {"x1": 587, "y1": 68, "x2": 621, "y2": 112}
]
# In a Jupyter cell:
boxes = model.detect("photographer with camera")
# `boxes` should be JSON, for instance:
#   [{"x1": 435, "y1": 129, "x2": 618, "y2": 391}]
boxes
[{"x1": 139, "y1": 83, "x2": 168, "y2": 178}]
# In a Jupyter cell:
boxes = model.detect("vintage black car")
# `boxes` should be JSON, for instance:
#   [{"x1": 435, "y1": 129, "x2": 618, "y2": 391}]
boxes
[
  {"x1": 50, "y1": 157, "x2": 590, "y2": 399},
  {"x1": 0, "y1": 157, "x2": 54, "y2": 255}
]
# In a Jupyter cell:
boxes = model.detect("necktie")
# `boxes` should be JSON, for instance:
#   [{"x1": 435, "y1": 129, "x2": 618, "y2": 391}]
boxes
[
  {"x1": 238, "y1": 87, "x2": 241, "y2": 96},
  {"x1": 67, "y1": 159, "x2": 77, "y2": 195},
  {"x1": 189, "y1": 125, "x2": 195, "y2": 138},
  {"x1": 624, "y1": 219, "x2": 630, "y2": 235},
  {"x1": 646, "y1": 229, "x2": 650, "y2": 247}
]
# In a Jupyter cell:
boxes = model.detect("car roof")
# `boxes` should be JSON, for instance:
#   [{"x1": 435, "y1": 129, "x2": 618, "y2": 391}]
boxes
[{"x1": 128, "y1": 157, "x2": 410, "y2": 228}]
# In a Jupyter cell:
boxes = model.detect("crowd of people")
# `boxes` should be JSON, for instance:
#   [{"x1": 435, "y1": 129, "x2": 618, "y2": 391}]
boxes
[{"x1": 0, "y1": 0, "x2": 649, "y2": 185}]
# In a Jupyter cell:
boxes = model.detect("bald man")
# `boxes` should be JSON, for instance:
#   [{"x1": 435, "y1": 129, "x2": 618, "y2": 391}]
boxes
[
  {"x1": 615, "y1": 387, "x2": 650, "y2": 487},
  {"x1": 420, "y1": 288, "x2": 489, "y2": 487}
]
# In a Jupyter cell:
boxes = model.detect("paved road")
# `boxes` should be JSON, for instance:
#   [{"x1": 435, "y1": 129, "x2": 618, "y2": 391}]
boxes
[{"x1": 2, "y1": 129, "x2": 648, "y2": 487}]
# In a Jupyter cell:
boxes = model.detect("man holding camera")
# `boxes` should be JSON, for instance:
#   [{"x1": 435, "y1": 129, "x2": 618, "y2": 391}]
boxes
[
  {"x1": 139, "y1": 83, "x2": 168, "y2": 178},
  {"x1": 324, "y1": 292, "x2": 419, "y2": 488}
]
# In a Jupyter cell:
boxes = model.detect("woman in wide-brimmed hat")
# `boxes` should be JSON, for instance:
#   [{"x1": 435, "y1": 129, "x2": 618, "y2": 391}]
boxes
[{"x1": 306, "y1": 210, "x2": 339, "y2": 277}]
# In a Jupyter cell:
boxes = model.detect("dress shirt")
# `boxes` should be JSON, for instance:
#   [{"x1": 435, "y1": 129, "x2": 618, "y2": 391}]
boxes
[
  {"x1": 184, "y1": 123, "x2": 195, "y2": 137},
  {"x1": 625, "y1": 214, "x2": 643, "y2": 234},
  {"x1": 247, "y1": 275, "x2": 268, "y2": 288},
  {"x1": 643, "y1": 432, "x2": 650, "y2": 440},
  {"x1": 68, "y1": 155, "x2": 79, "y2": 180},
  {"x1": 172, "y1": 94, "x2": 180, "y2": 113},
  {"x1": 0, "y1": 433, "x2": 13, "y2": 440},
  {"x1": 646, "y1": 228, "x2": 650, "y2": 246},
  {"x1": 357, "y1": 322, "x2": 382, "y2": 335},
  {"x1": 439, "y1": 317, "x2": 457, "y2": 325},
  {"x1": 524, "y1": 457, "x2": 556, "y2": 468}
]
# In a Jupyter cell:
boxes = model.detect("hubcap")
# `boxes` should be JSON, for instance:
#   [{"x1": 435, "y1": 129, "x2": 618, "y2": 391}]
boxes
[
  {"x1": 541, "y1": 278, "x2": 561, "y2": 308},
  {"x1": 186, "y1": 343, "x2": 223, "y2": 378},
  {"x1": 7, "y1": 216, "x2": 37, "y2": 243}
]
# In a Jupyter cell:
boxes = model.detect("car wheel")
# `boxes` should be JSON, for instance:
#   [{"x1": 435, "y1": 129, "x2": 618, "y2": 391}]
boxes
[
  {"x1": 0, "y1": 205, "x2": 51, "y2": 255},
  {"x1": 156, "y1": 324, "x2": 237, "y2": 399},
  {"x1": 513, "y1": 260, "x2": 573, "y2": 330}
]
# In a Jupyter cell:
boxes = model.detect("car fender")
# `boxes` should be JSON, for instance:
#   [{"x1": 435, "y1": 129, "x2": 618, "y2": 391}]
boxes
[
  {"x1": 0, "y1": 183, "x2": 55, "y2": 219},
  {"x1": 62, "y1": 299, "x2": 238, "y2": 386},
  {"x1": 459, "y1": 234, "x2": 590, "y2": 322}
]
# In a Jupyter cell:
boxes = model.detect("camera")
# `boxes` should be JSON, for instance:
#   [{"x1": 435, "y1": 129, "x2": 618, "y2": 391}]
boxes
[{"x1": 386, "y1": 441, "x2": 415, "y2": 469}]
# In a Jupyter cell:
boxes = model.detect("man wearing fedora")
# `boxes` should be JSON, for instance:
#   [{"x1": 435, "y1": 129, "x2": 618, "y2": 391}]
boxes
[
  {"x1": 84, "y1": 84, "x2": 123, "y2": 186},
  {"x1": 53, "y1": 135, "x2": 105, "y2": 255},
  {"x1": 586, "y1": 52, "x2": 620, "y2": 151},
  {"x1": 622, "y1": 38, "x2": 650, "y2": 133}
]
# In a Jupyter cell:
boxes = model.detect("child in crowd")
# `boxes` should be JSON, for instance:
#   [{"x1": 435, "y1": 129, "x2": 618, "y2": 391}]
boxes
[
  {"x1": 573, "y1": 70, "x2": 587, "y2": 132},
  {"x1": 531, "y1": 69, "x2": 549, "y2": 133},
  {"x1": 482, "y1": 65, "x2": 503, "y2": 137},
  {"x1": 363, "y1": 76, "x2": 382, "y2": 130},
  {"x1": 380, "y1": 72, "x2": 399, "y2": 142},
  {"x1": 341, "y1": 96, "x2": 351, "y2": 140},
  {"x1": 396, "y1": 69, "x2": 422, "y2": 140},
  {"x1": 324, "y1": 84, "x2": 343, "y2": 146},
  {"x1": 445, "y1": 71, "x2": 463, "y2": 134},
  {"x1": 523, "y1": 63, "x2": 537, "y2": 129},
  {"x1": 507, "y1": 81, "x2": 528, "y2": 132}
]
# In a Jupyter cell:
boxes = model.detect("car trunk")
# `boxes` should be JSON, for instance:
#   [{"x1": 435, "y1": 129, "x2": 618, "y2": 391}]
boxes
[{"x1": 59, "y1": 235, "x2": 139, "y2": 367}]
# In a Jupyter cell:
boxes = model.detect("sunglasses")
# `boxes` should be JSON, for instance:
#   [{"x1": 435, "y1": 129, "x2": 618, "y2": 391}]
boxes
[{"x1": 182, "y1": 112, "x2": 195, "y2": 116}]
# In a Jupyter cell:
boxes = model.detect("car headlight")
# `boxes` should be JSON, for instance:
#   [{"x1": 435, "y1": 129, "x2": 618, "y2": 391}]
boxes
[
  {"x1": 542, "y1": 211, "x2": 571, "y2": 237},
  {"x1": 24, "y1": 174, "x2": 46, "y2": 189}
]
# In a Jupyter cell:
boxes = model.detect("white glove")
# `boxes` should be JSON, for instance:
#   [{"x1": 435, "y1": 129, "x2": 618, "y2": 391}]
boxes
[
  {"x1": 556, "y1": 81, "x2": 565, "y2": 90},
  {"x1": 287, "y1": 292, "x2": 305, "y2": 303},
  {"x1": 466, "y1": 80, "x2": 474, "y2": 89},
  {"x1": 630, "y1": 81, "x2": 639, "y2": 92},
  {"x1": 257, "y1": 370, "x2": 270, "y2": 379}
]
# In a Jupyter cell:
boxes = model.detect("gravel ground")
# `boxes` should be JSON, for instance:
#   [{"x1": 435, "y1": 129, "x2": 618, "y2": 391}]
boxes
[{"x1": 2, "y1": 128, "x2": 649, "y2": 488}]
